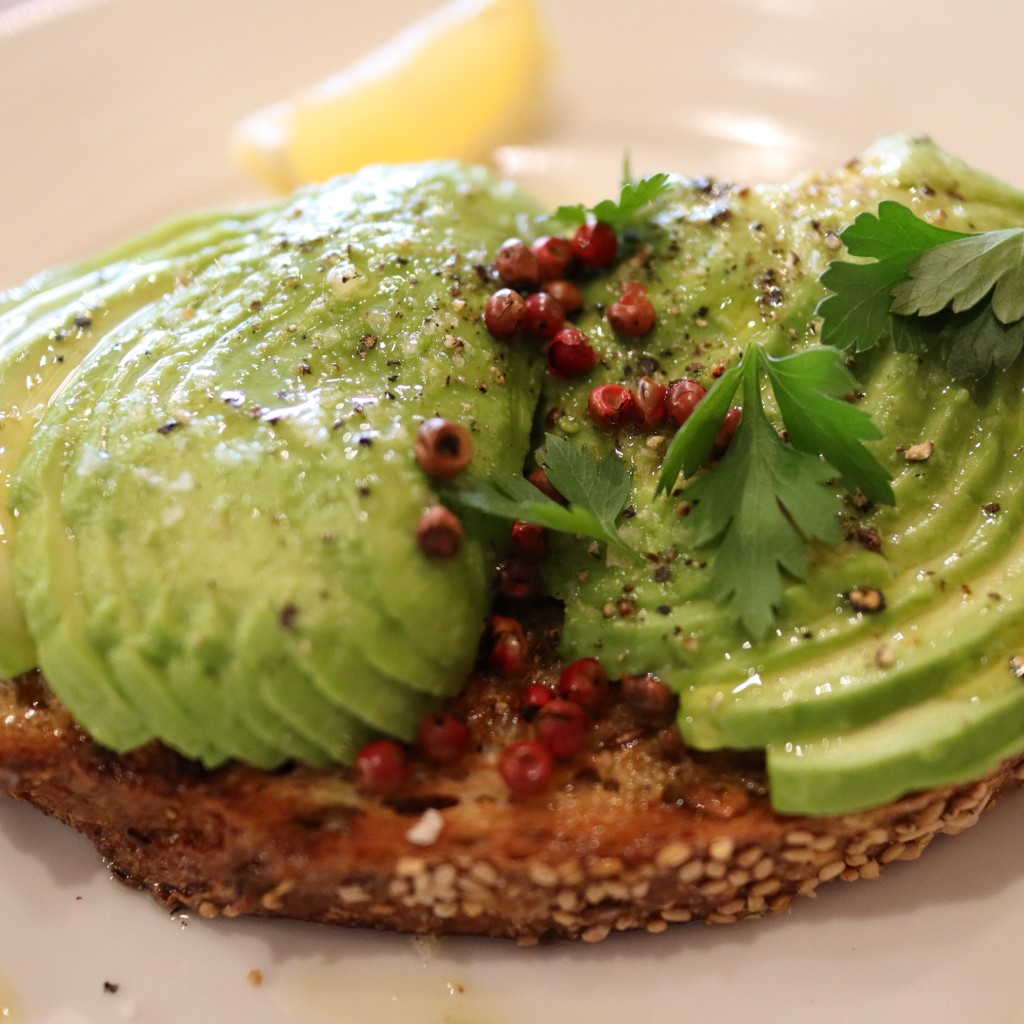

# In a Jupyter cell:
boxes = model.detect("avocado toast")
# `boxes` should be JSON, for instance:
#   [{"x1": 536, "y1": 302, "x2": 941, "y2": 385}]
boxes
[{"x1": 2, "y1": 138, "x2": 1023, "y2": 940}]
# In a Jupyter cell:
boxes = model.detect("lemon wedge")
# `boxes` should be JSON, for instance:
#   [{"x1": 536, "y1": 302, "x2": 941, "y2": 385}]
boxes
[{"x1": 230, "y1": 0, "x2": 549, "y2": 191}]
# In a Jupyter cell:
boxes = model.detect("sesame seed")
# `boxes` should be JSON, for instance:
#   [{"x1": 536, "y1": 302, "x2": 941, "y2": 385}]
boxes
[
  {"x1": 817, "y1": 860, "x2": 846, "y2": 882},
  {"x1": 677, "y1": 860, "x2": 704, "y2": 884},
  {"x1": 784, "y1": 828, "x2": 816, "y2": 847},
  {"x1": 735, "y1": 845, "x2": 764, "y2": 869},
  {"x1": 656, "y1": 842, "x2": 694, "y2": 869},
  {"x1": 588, "y1": 856, "x2": 625, "y2": 879},
  {"x1": 556, "y1": 890, "x2": 581, "y2": 912},
  {"x1": 660, "y1": 908, "x2": 693, "y2": 923},
  {"x1": 528, "y1": 863, "x2": 560, "y2": 888},
  {"x1": 558, "y1": 860, "x2": 584, "y2": 885},
  {"x1": 750, "y1": 878, "x2": 782, "y2": 897},
  {"x1": 709, "y1": 837, "x2": 735, "y2": 862},
  {"x1": 717, "y1": 898, "x2": 746, "y2": 916},
  {"x1": 337, "y1": 885, "x2": 370, "y2": 904},
  {"x1": 433, "y1": 863, "x2": 457, "y2": 890},
  {"x1": 880, "y1": 842, "x2": 907, "y2": 863},
  {"x1": 703, "y1": 860, "x2": 727, "y2": 881},
  {"x1": 781, "y1": 847, "x2": 820, "y2": 864},
  {"x1": 396, "y1": 856, "x2": 427, "y2": 877},
  {"x1": 465, "y1": 865, "x2": 496, "y2": 889},
  {"x1": 699, "y1": 878, "x2": 731, "y2": 898}
]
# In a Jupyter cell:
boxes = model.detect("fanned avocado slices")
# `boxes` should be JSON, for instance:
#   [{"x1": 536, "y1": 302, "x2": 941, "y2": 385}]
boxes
[
  {"x1": 541, "y1": 136, "x2": 1024, "y2": 813},
  {"x1": 8, "y1": 163, "x2": 544, "y2": 768}
]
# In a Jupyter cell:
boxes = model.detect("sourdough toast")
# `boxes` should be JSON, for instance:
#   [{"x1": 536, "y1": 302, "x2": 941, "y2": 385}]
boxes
[{"x1": 4, "y1": 636, "x2": 1021, "y2": 942}]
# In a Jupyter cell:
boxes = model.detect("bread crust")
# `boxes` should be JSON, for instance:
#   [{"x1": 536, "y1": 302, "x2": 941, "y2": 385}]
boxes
[{"x1": 3, "y1": 669, "x2": 1021, "y2": 942}]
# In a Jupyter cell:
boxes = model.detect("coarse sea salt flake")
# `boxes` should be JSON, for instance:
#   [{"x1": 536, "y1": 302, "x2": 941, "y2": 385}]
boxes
[{"x1": 406, "y1": 808, "x2": 445, "y2": 846}]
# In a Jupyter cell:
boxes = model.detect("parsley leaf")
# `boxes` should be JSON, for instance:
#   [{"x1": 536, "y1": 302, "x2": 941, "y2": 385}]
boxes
[
  {"x1": 656, "y1": 344, "x2": 892, "y2": 637},
  {"x1": 764, "y1": 347, "x2": 893, "y2": 505},
  {"x1": 945, "y1": 304, "x2": 1024, "y2": 379},
  {"x1": 553, "y1": 173, "x2": 673, "y2": 229},
  {"x1": 655, "y1": 358, "x2": 744, "y2": 493},
  {"x1": 817, "y1": 201, "x2": 964, "y2": 353},
  {"x1": 657, "y1": 345, "x2": 891, "y2": 503},
  {"x1": 818, "y1": 199, "x2": 1024, "y2": 379},
  {"x1": 684, "y1": 349, "x2": 844, "y2": 638},
  {"x1": 890, "y1": 228, "x2": 1024, "y2": 321},
  {"x1": 446, "y1": 433, "x2": 639, "y2": 559}
]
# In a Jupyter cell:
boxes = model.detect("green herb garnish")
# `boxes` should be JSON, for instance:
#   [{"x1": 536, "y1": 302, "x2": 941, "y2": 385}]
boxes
[
  {"x1": 553, "y1": 173, "x2": 673, "y2": 229},
  {"x1": 448, "y1": 433, "x2": 638, "y2": 559},
  {"x1": 657, "y1": 344, "x2": 892, "y2": 637},
  {"x1": 818, "y1": 200, "x2": 1024, "y2": 378}
]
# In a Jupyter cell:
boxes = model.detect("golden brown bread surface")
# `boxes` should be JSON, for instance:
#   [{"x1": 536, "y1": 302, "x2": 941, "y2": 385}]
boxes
[{"x1": 3, "y1": 657, "x2": 1022, "y2": 943}]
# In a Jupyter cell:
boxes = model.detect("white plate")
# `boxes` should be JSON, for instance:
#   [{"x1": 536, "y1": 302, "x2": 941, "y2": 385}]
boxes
[{"x1": 2, "y1": 1, "x2": 1024, "y2": 1021}]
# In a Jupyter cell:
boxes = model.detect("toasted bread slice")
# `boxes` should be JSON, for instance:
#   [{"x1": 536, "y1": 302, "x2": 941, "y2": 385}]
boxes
[{"x1": 3, "y1": 657, "x2": 1021, "y2": 942}]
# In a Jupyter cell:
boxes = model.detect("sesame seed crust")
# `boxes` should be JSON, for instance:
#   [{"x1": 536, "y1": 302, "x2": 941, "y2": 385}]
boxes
[{"x1": 2, "y1": 671, "x2": 1023, "y2": 941}]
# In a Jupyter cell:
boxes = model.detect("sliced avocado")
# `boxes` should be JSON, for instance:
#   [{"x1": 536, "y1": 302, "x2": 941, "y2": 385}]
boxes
[
  {"x1": 11, "y1": 461, "x2": 148, "y2": 748},
  {"x1": 539, "y1": 135, "x2": 1024, "y2": 813},
  {"x1": 676, "y1": 372, "x2": 1024, "y2": 750},
  {"x1": 767, "y1": 664, "x2": 1024, "y2": 815},
  {"x1": 342, "y1": 459, "x2": 493, "y2": 682},
  {"x1": 160, "y1": 650, "x2": 295, "y2": 768},
  {"x1": 10, "y1": 164, "x2": 543, "y2": 766},
  {"x1": 231, "y1": 588, "x2": 439, "y2": 751},
  {"x1": 208, "y1": 605, "x2": 331, "y2": 765},
  {"x1": 0, "y1": 208, "x2": 269, "y2": 678}
]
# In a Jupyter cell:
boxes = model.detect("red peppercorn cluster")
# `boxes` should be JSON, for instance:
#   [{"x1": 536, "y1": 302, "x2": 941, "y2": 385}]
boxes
[
  {"x1": 498, "y1": 655, "x2": 611, "y2": 796},
  {"x1": 353, "y1": 708, "x2": 473, "y2": 794},
  {"x1": 352, "y1": 636, "x2": 677, "y2": 800},
  {"x1": 413, "y1": 417, "x2": 475, "y2": 559},
  {"x1": 485, "y1": 220, "x2": 630, "y2": 379},
  {"x1": 586, "y1": 375, "x2": 707, "y2": 433}
]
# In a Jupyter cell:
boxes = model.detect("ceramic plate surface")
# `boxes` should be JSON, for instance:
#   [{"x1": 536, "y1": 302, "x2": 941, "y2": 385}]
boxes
[{"x1": 2, "y1": 1, "x2": 1024, "y2": 1021}]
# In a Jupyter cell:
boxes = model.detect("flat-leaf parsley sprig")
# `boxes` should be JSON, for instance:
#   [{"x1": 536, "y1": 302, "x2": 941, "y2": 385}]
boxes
[
  {"x1": 552, "y1": 172, "x2": 673, "y2": 231},
  {"x1": 446, "y1": 433, "x2": 639, "y2": 560},
  {"x1": 656, "y1": 344, "x2": 893, "y2": 638},
  {"x1": 818, "y1": 200, "x2": 1024, "y2": 379}
]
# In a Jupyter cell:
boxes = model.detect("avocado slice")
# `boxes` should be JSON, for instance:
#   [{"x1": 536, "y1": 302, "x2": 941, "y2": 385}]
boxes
[
  {"x1": 767, "y1": 664, "x2": 1024, "y2": 815},
  {"x1": 0, "y1": 208, "x2": 271, "y2": 678},
  {"x1": 540, "y1": 136, "x2": 1024, "y2": 813},
  {"x1": 10, "y1": 163, "x2": 544, "y2": 767},
  {"x1": 11, "y1": 460, "x2": 148, "y2": 748}
]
